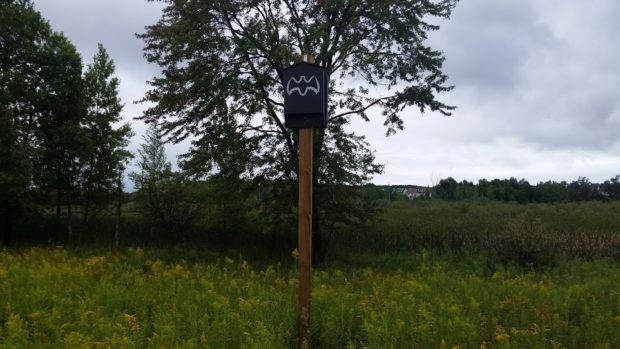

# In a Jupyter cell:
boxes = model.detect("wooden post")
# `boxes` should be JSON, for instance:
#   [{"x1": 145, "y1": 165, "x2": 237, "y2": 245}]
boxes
[{"x1": 297, "y1": 53, "x2": 314, "y2": 348}]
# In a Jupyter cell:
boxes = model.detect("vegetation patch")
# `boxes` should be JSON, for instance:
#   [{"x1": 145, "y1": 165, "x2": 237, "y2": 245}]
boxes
[{"x1": 1, "y1": 247, "x2": 619, "y2": 348}]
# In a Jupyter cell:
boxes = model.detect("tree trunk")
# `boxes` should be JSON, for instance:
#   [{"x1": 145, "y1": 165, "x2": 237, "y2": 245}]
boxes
[
  {"x1": 67, "y1": 194, "x2": 73, "y2": 240},
  {"x1": 114, "y1": 172, "x2": 122, "y2": 251},
  {"x1": 2, "y1": 217, "x2": 12, "y2": 247},
  {"x1": 67, "y1": 174, "x2": 73, "y2": 241},
  {"x1": 56, "y1": 188, "x2": 62, "y2": 217},
  {"x1": 56, "y1": 166, "x2": 63, "y2": 217},
  {"x1": 83, "y1": 189, "x2": 90, "y2": 224}
]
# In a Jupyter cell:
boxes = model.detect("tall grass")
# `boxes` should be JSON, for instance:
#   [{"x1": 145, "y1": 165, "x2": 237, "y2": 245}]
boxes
[
  {"x1": 330, "y1": 201, "x2": 620, "y2": 267},
  {"x1": 1, "y1": 247, "x2": 619, "y2": 348},
  {"x1": 14, "y1": 201, "x2": 620, "y2": 269}
]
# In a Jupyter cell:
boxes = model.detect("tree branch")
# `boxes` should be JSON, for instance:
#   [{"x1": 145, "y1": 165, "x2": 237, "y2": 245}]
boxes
[
  {"x1": 221, "y1": 9, "x2": 294, "y2": 157},
  {"x1": 332, "y1": 95, "x2": 394, "y2": 120}
]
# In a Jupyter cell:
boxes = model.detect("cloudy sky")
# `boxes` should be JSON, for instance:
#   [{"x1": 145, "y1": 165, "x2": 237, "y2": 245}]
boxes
[{"x1": 34, "y1": 0, "x2": 620, "y2": 187}]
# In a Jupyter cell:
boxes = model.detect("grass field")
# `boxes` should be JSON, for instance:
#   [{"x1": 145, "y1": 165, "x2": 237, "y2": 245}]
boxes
[
  {"x1": 1, "y1": 247, "x2": 619, "y2": 348},
  {"x1": 2, "y1": 201, "x2": 620, "y2": 348}
]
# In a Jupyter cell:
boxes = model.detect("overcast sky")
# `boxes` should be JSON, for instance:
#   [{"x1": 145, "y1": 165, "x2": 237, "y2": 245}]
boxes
[{"x1": 33, "y1": 0, "x2": 620, "y2": 187}]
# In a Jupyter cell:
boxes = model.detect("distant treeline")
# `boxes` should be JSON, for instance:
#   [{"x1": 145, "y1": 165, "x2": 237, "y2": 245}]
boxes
[{"x1": 367, "y1": 176, "x2": 620, "y2": 203}]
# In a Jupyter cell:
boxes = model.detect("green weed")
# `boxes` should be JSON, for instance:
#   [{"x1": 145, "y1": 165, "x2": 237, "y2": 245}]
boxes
[{"x1": 1, "y1": 248, "x2": 619, "y2": 348}]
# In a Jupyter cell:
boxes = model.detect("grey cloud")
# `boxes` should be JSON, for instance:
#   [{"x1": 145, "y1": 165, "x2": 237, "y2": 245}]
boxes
[
  {"x1": 29, "y1": 0, "x2": 620, "y2": 187},
  {"x1": 427, "y1": 0, "x2": 620, "y2": 151},
  {"x1": 34, "y1": 0, "x2": 163, "y2": 80},
  {"x1": 433, "y1": 1, "x2": 560, "y2": 94}
]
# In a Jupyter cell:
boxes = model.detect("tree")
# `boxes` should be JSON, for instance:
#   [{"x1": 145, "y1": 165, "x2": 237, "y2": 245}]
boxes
[
  {"x1": 455, "y1": 180, "x2": 476, "y2": 200},
  {"x1": 568, "y1": 177, "x2": 598, "y2": 202},
  {"x1": 130, "y1": 123, "x2": 170, "y2": 223},
  {"x1": 601, "y1": 175, "x2": 620, "y2": 200},
  {"x1": 131, "y1": 123, "x2": 201, "y2": 234},
  {"x1": 434, "y1": 177, "x2": 457, "y2": 200},
  {"x1": 0, "y1": 0, "x2": 52, "y2": 244},
  {"x1": 477, "y1": 179, "x2": 490, "y2": 199},
  {"x1": 0, "y1": 108, "x2": 31, "y2": 246},
  {"x1": 33, "y1": 32, "x2": 87, "y2": 237},
  {"x1": 81, "y1": 44, "x2": 133, "y2": 223},
  {"x1": 0, "y1": 0, "x2": 52, "y2": 146},
  {"x1": 139, "y1": 0, "x2": 456, "y2": 178},
  {"x1": 131, "y1": 123, "x2": 171, "y2": 189},
  {"x1": 514, "y1": 179, "x2": 532, "y2": 204},
  {"x1": 138, "y1": 0, "x2": 458, "y2": 258},
  {"x1": 534, "y1": 181, "x2": 568, "y2": 203},
  {"x1": 2, "y1": 1, "x2": 129, "y2": 244}
]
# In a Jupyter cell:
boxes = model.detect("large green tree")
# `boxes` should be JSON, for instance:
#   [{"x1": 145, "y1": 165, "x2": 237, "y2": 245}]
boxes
[
  {"x1": 0, "y1": 106, "x2": 31, "y2": 246},
  {"x1": 2, "y1": 0, "x2": 132, "y2": 244},
  {"x1": 34, "y1": 32, "x2": 87, "y2": 236},
  {"x1": 81, "y1": 44, "x2": 133, "y2": 223},
  {"x1": 0, "y1": 0, "x2": 52, "y2": 145},
  {"x1": 138, "y1": 0, "x2": 458, "y2": 255},
  {"x1": 139, "y1": 0, "x2": 456, "y2": 179},
  {"x1": 0, "y1": 0, "x2": 52, "y2": 244}
]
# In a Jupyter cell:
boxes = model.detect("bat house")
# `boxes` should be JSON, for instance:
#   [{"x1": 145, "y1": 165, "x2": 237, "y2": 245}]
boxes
[{"x1": 283, "y1": 62, "x2": 328, "y2": 128}]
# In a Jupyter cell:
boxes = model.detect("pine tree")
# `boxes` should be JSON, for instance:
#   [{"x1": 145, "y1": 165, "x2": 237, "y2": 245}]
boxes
[
  {"x1": 130, "y1": 123, "x2": 171, "y2": 225},
  {"x1": 131, "y1": 123, "x2": 200, "y2": 234},
  {"x1": 131, "y1": 123, "x2": 171, "y2": 189}
]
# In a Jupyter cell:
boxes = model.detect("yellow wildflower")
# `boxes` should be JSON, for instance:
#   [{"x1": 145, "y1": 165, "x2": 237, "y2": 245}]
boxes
[
  {"x1": 86, "y1": 256, "x2": 106, "y2": 267},
  {"x1": 122, "y1": 313, "x2": 140, "y2": 332},
  {"x1": 495, "y1": 325, "x2": 510, "y2": 342}
]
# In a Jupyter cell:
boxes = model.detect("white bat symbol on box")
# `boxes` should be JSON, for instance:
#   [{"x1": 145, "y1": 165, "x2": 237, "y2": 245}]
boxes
[{"x1": 286, "y1": 75, "x2": 320, "y2": 96}]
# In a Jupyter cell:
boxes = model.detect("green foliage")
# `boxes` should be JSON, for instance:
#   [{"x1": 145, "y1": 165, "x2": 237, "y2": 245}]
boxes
[
  {"x1": 0, "y1": 0, "x2": 72, "y2": 242},
  {"x1": 0, "y1": 0, "x2": 52, "y2": 145},
  {"x1": 601, "y1": 175, "x2": 620, "y2": 199},
  {"x1": 131, "y1": 124, "x2": 202, "y2": 234},
  {"x1": 568, "y1": 176, "x2": 599, "y2": 201},
  {"x1": 198, "y1": 177, "x2": 258, "y2": 235},
  {"x1": 434, "y1": 177, "x2": 458, "y2": 200},
  {"x1": 535, "y1": 180, "x2": 569, "y2": 203},
  {"x1": 1, "y1": 2, "x2": 134, "y2": 246},
  {"x1": 34, "y1": 32, "x2": 87, "y2": 193},
  {"x1": 131, "y1": 123, "x2": 170, "y2": 189},
  {"x1": 81, "y1": 44, "x2": 133, "y2": 221},
  {"x1": 138, "y1": 171, "x2": 204, "y2": 235},
  {"x1": 0, "y1": 109, "x2": 31, "y2": 245},
  {"x1": 137, "y1": 0, "x2": 457, "y2": 173},
  {"x1": 0, "y1": 248, "x2": 619, "y2": 348},
  {"x1": 317, "y1": 184, "x2": 381, "y2": 236},
  {"x1": 0, "y1": 0, "x2": 49, "y2": 231},
  {"x1": 430, "y1": 176, "x2": 620, "y2": 204},
  {"x1": 137, "y1": 0, "x2": 459, "y2": 236}
]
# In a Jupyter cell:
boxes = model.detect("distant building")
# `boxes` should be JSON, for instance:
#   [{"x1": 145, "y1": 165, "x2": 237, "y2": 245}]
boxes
[
  {"x1": 381, "y1": 185, "x2": 431, "y2": 200},
  {"x1": 399, "y1": 186, "x2": 431, "y2": 199}
]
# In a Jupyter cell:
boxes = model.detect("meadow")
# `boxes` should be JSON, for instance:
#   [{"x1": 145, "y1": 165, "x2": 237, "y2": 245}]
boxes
[{"x1": 2, "y1": 201, "x2": 620, "y2": 348}]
